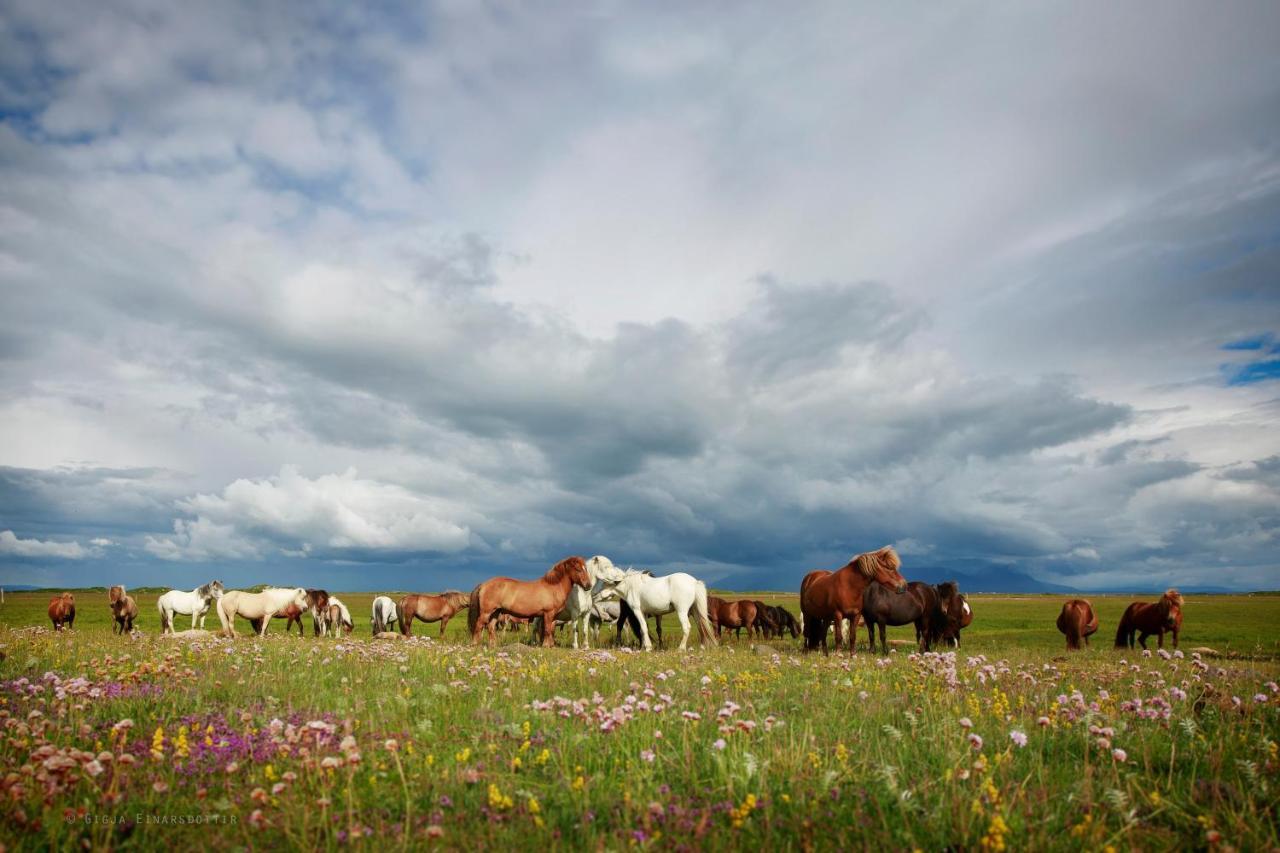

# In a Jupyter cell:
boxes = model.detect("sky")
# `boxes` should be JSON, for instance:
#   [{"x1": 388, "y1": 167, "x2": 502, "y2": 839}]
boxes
[{"x1": 1, "y1": 1, "x2": 1278, "y2": 593}]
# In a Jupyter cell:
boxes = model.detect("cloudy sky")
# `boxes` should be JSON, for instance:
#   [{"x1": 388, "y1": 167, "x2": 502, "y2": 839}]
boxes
[{"x1": 1, "y1": 2, "x2": 1277, "y2": 593}]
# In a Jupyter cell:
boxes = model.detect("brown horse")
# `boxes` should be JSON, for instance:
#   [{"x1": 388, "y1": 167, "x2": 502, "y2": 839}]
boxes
[
  {"x1": 304, "y1": 589, "x2": 330, "y2": 636},
  {"x1": 769, "y1": 605, "x2": 801, "y2": 639},
  {"x1": 800, "y1": 546, "x2": 907, "y2": 653},
  {"x1": 1057, "y1": 599, "x2": 1099, "y2": 650},
  {"x1": 1115, "y1": 589, "x2": 1183, "y2": 650},
  {"x1": 907, "y1": 581, "x2": 966, "y2": 651},
  {"x1": 750, "y1": 601, "x2": 778, "y2": 638},
  {"x1": 108, "y1": 585, "x2": 138, "y2": 635},
  {"x1": 399, "y1": 591, "x2": 470, "y2": 637},
  {"x1": 48, "y1": 592, "x2": 75, "y2": 630},
  {"x1": 708, "y1": 598, "x2": 760, "y2": 639},
  {"x1": 467, "y1": 556, "x2": 592, "y2": 647},
  {"x1": 249, "y1": 603, "x2": 309, "y2": 636}
]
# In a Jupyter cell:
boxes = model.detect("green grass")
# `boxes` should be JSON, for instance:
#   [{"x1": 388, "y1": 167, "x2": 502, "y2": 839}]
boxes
[{"x1": 1, "y1": 590, "x2": 1278, "y2": 850}]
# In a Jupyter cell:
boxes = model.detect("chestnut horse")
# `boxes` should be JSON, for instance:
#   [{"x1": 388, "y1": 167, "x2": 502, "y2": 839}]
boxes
[
  {"x1": 907, "y1": 581, "x2": 966, "y2": 651},
  {"x1": 1057, "y1": 599, "x2": 1099, "y2": 650},
  {"x1": 800, "y1": 546, "x2": 907, "y2": 653},
  {"x1": 48, "y1": 592, "x2": 76, "y2": 630},
  {"x1": 467, "y1": 556, "x2": 592, "y2": 646},
  {"x1": 399, "y1": 591, "x2": 470, "y2": 637},
  {"x1": 108, "y1": 585, "x2": 138, "y2": 635},
  {"x1": 1115, "y1": 589, "x2": 1183, "y2": 650},
  {"x1": 708, "y1": 598, "x2": 760, "y2": 639}
]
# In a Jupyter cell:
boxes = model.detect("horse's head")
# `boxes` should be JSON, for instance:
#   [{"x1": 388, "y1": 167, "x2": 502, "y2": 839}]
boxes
[
  {"x1": 857, "y1": 546, "x2": 907, "y2": 592},
  {"x1": 587, "y1": 555, "x2": 627, "y2": 588},
  {"x1": 109, "y1": 585, "x2": 124, "y2": 604},
  {"x1": 63, "y1": 592, "x2": 75, "y2": 604},
  {"x1": 1162, "y1": 588, "x2": 1183, "y2": 626},
  {"x1": 563, "y1": 556, "x2": 592, "y2": 590},
  {"x1": 290, "y1": 587, "x2": 309, "y2": 609},
  {"x1": 308, "y1": 588, "x2": 330, "y2": 610}
]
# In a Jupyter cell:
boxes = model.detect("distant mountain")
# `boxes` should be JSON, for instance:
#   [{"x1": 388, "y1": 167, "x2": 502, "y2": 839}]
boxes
[{"x1": 0, "y1": 584, "x2": 41, "y2": 591}]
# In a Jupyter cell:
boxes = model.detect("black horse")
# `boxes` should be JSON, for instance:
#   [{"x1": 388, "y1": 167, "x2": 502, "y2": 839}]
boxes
[{"x1": 769, "y1": 605, "x2": 801, "y2": 639}]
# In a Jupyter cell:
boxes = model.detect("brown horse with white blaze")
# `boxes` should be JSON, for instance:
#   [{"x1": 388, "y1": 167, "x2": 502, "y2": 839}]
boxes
[
  {"x1": 399, "y1": 591, "x2": 470, "y2": 637},
  {"x1": 108, "y1": 585, "x2": 138, "y2": 635},
  {"x1": 467, "y1": 556, "x2": 592, "y2": 647},
  {"x1": 48, "y1": 592, "x2": 76, "y2": 630},
  {"x1": 1115, "y1": 589, "x2": 1183, "y2": 650},
  {"x1": 1057, "y1": 599, "x2": 1099, "y2": 651},
  {"x1": 800, "y1": 546, "x2": 907, "y2": 653}
]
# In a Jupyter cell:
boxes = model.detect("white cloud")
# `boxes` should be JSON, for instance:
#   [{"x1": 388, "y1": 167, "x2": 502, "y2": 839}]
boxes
[
  {"x1": 0, "y1": 530, "x2": 91, "y2": 559},
  {"x1": 145, "y1": 466, "x2": 471, "y2": 561}
]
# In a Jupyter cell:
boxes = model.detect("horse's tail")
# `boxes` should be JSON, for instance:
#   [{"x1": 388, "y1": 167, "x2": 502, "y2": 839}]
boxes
[
  {"x1": 618, "y1": 598, "x2": 645, "y2": 645},
  {"x1": 156, "y1": 597, "x2": 168, "y2": 632},
  {"x1": 466, "y1": 584, "x2": 482, "y2": 637},
  {"x1": 1113, "y1": 606, "x2": 1131, "y2": 648},
  {"x1": 217, "y1": 594, "x2": 235, "y2": 636},
  {"x1": 693, "y1": 581, "x2": 716, "y2": 646}
]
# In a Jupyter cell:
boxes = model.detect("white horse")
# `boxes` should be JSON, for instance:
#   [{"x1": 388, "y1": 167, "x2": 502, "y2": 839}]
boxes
[
  {"x1": 588, "y1": 597, "x2": 622, "y2": 646},
  {"x1": 371, "y1": 595, "x2": 399, "y2": 635},
  {"x1": 590, "y1": 558, "x2": 715, "y2": 651},
  {"x1": 564, "y1": 556, "x2": 625, "y2": 649},
  {"x1": 217, "y1": 587, "x2": 308, "y2": 637},
  {"x1": 326, "y1": 596, "x2": 354, "y2": 635},
  {"x1": 157, "y1": 581, "x2": 225, "y2": 633}
]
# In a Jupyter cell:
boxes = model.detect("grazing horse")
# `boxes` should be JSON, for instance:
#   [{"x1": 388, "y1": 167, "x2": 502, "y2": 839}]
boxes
[
  {"x1": 708, "y1": 598, "x2": 760, "y2": 640},
  {"x1": 800, "y1": 546, "x2": 907, "y2": 654},
  {"x1": 907, "y1": 581, "x2": 966, "y2": 651},
  {"x1": 750, "y1": 601, "x2": 778, "y2": 638},
  {"x1": 1115, "y1": 589, "x2": 1183, "y2": 650},
  {"x1": 769, "y1": 605, "x2": 801, "y2": 639},
  {"x1": 303, "y1": 589, "x2": 331, "y2": 637},
  {"x1": 399, "y1": 591, "x2": 470, "y2": 637},
  {"x1": 467, "y1": 556, "x2": 593, "y2": 647},
  {"x1": 217, "y1": 588, "x2": 309, "y2": 637},
  {"x1": 371, "y1": 596, "x2": 399, "y2": 635},
  {"x1": 48, "y1": 593, "x2": 75, "y2": 630},
  {"x1": 592, "y1": 561, "x2": 715, "y2": 651},
  {"x1": 1058, "y1": 599, "x2": 1099, "y2": 651},
  {"x1": 158, "y1": 582, "x2": 224, "y2": 633},
  {"x1": 108, "y1": 585, "x2": 139, "y2": 635},
  {"x1": 325, "y1": 597, "x2": 354, "y2": 635}
]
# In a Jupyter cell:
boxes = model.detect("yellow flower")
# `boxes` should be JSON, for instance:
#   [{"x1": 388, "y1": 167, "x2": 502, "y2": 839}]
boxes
[
  {"x1": 151, "y1": 725, "x2": 165, "y2": 760},
  {"x1": 455, "y1": 747, "x2": 471, "y2": 763},
  {"x1": 536, "y1": 748, "x2": 550, "y2": 765},
  {"x1": 571, "y1": 775, "x2": 585, "y2": 792}
]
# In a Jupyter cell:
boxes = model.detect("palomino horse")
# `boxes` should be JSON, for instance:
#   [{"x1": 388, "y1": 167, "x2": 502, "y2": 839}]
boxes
[
  {"x1": 48, "y1": 593, "x2": 75, "y2": 630},
  {"x1": 399, "y1": 591, "x2": 470, "y2": 637},
  {"x1": 1115, "y1": 589, "x2": 1183, "y2": 650},
  {"x1": 708, "y1": 597, "x2": 760, "y2": 640},
  {"x1": 108, "y1": 585, "x2": 138, "y2": 635},
  {"x1": 1058, "y1": 599, "x2": 1099, "y2": 650},
  {"x1": 592, "y1": 561, "x2": 715, "y2": 652},
  {"x1": 325, "y1": 597, "x2": 354, "y2": 635},
  {"x1": 158, "y1": 581, "x2": 223, "y2": 633},
  {"x1": 800, "y1": 546, "x2": 907, "y2": 654},
  {"x1": 467, "y1": 556, "x2": 593, "y2": 646},
  {"x1": 371, "y1": 595, "x2": 399, "y2": 635},
  {"x1": 217, "y1": 588, "x2": 309, "y2": 637}
]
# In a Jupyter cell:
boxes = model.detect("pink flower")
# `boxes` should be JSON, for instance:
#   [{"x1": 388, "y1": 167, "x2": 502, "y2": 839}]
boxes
[
  {"x1": 959, "y1": 717, "x2": 973, "y2": 729},
  {"x1": 712, "y1": 738, "x2": 727, "y2": 751},
  {"x1": 681, "y1": 711, "x2": 701, "y2": 721},
  {"x1": 967, "y1": 733, "x2": 983, "y2": 751},
  {"x1": 1036, "y1": 716, "x2": 1051, "y2": 727},
  {"x1": 1009, "y1": 730, "x2": 1027, "y2": 748},
  {"x1": 152, "y1": 781, "x2": 169, "y2": 794},
  {"x1": 1112, "y1": 748, "x2": 1127, "y2": 763},
  {"x1": 640, "y1": 749, "x2": 655, "y2": 763},
  {"x1": 248, "y1": 809, "x2": 267, "y2": 829}
]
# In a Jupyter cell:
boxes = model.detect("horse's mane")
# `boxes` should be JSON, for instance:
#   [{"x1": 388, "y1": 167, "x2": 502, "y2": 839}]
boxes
[
  {"x1": 544, "y1": 555, "x2": 585, "y2": 583},
  {"x1": 1162, "y1": 588, "x2": 1184, "y2": 610},
  {"x1": 851, "y1": 545, "x2": 901, "y2": 579},
  {"x1": 443, "y1": 590, "x2": 470, "y2": 607}
]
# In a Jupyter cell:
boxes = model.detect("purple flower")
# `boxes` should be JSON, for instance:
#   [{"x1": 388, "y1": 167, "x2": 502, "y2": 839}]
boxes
[
  {"x1": 1009, "y1": 730, "x2": 1027, "y2": 748},
  {"x1": 712, "y1": 738, "x2": 727, "y2": 751},
  {"x1": 640, "y1": 749, "x2": 656, "y2": 763}
]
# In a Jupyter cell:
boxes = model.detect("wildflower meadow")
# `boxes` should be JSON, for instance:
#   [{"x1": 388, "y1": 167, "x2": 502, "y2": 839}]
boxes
[{"x1": 0, "y1": 591, "x2": 1277, "y2": 850}]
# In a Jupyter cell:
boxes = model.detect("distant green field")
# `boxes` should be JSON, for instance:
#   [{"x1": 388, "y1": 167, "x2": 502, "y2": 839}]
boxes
[{"x1": 1, "y1": 589, "x2": 1277, "y2": 850}]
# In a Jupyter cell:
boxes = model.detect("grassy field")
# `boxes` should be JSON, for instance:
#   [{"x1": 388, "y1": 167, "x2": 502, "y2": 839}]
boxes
[{"x1": 1, "y1": 589, "x2": 1277, "y2": 850}]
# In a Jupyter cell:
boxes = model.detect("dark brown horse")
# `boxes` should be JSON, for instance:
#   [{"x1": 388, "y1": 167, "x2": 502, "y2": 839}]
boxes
[
  {"x1": 467, "y1": 556, "x2": 592, "y2": 646},
  {"x1": 108, "y1": 585, "x2": 138, "y2": 635},
  {"x1": 48, "y1": 592, "x2": 75, "y2": 630},
  {"x1": 399, "y1": 591, "x2": 470, "y2": 637},
  {"x1": 1115, "y1": 589, "x2": 1183, "y2": 650},
  {"x1": 769, "y1": 605, "x2": 801, "y2": 639},
  {"x1": 303, "y1": 589, "x2": 330, "y2": 636},
  {"x1": 750, "y1": 601, "x2": 778, "y2": 638},
  {"x1": 708, "y1": 598, "x2": 759, "y2": 639},
  {"x1": 800, "y1": 546, "x2": 907, "y2": 653},
  {"x1": 863, "y1": 581, "x2": 933, "y2": 655},
  {"x1": 1057, "y1": 599, "x2": 1099, "y2": 650}
]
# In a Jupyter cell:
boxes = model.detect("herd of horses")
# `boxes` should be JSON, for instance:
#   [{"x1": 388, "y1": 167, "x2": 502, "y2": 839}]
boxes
[{"x1": 41, "y1": 546, "x2": 1187, "y2": 654}]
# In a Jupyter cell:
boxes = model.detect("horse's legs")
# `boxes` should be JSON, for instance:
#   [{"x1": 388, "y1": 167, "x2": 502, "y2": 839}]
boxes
[
  {"x1": 1157, "y1": 629, "x2": 1165, "y2": 649},
  {"x1": 879, "y1": 623, "x2": 888, "y2": 656},
  {"x1": 1172, "y1": 627, "x2": 1179, "y2": 649},
  {"x1": 541, "y1": 610, "x2": 557, "y2": 647},
  {"x1": 439, "y1": 614, "x2": 451, "y2": 638},
  {"x1": 833, "y1": 612, "x2": 845, "y2": 654},
  {"x1": 676, "y1": 608, "x2": 692, "y2": 651},
  {"x1": 1138, "y1": 631, "x2": 1149, "y2": 650}
]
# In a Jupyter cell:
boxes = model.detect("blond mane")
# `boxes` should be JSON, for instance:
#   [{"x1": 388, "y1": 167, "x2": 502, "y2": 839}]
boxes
[{"x1": 852, "y1": 545, "x2": 901, "y2": 579}]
